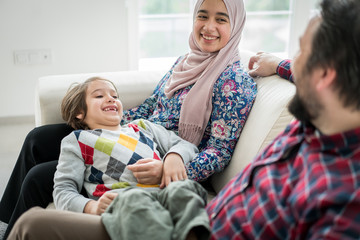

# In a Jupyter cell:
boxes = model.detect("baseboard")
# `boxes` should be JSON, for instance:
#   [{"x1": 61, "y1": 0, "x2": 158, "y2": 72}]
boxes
[{"x1": 0, "y1": 115, "x2": 35, "y2": 125}]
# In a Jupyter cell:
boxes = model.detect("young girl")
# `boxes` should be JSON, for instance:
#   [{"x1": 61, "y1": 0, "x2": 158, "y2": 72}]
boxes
[{"x1": 1, "y1": 0, "x2": 257, "y2": 237}]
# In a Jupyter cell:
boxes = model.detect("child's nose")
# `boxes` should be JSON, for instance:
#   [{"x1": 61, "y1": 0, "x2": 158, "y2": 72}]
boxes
[{"x1": 107, "y1": 96, "x2": 115, "y2": 102}]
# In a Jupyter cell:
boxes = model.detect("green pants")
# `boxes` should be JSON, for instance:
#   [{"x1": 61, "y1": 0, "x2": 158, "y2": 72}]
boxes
[{"x1": 101, "y1": 179, "x2": 210, "y2": 240}]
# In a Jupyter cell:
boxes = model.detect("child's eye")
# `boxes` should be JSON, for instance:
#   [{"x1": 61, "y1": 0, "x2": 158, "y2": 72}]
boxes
[
  {"x1": 113, "y1": 96, "x2": 118, "y2": 99},
  {"x1": 95, "y1": 95, "x2": 103, "y2": 98}
]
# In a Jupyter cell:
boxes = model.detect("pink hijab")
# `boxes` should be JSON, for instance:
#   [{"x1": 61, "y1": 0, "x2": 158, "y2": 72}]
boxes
[{"x1": 164, "y1": 0, "x2": 246, "y2": 146}]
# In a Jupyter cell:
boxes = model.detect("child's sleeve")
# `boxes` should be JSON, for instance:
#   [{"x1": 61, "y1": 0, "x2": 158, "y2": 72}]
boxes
[
  {"x1": 140, "y1": 119, "x2": 198, "y2": 165},
  {"x1": 53, "y1": 132, "x2": 91, "y2": 213}
]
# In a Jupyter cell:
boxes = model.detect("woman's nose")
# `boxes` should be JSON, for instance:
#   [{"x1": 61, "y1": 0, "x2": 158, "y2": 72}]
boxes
[{"x1": 203, "y1": 19, "x2": 216, "y2": 32}]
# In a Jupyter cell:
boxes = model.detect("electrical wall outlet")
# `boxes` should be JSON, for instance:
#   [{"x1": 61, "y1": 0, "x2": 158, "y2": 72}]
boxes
[{"x1": 14, "y1": 49, "x2": 52, "y2": 65}]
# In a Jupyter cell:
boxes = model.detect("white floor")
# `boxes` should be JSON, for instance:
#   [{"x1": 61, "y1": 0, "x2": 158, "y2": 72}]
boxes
[{"x1": 0, "y1": 118, "x2": 35, "y2": 199}]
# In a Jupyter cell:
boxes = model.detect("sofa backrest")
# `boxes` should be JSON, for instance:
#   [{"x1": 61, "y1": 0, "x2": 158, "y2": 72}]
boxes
[{"x1": 35, "y1": 71, "x2": 163, "y2": 126}]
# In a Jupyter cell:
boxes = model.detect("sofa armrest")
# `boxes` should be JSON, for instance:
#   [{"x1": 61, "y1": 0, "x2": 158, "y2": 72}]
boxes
[{"x1": 35, "y1": 71, "x2": 164, "y2": 126}]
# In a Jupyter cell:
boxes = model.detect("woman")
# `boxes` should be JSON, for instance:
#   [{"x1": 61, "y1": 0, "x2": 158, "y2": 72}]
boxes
[{"x1": 3, "y1": 0, "x2": 256, "y2": 238}]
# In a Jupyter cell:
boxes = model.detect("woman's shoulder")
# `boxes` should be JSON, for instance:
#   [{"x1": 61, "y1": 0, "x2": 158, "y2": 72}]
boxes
[
  {"x1": 211, "y1": 61, "x2": 257, "y2": 101},
  {"x1": 217, "y1": 60, "x2": 255, "y2": 85},
  {"x1": 169, "y1": 55, "x2": 186, "y2": 70}
]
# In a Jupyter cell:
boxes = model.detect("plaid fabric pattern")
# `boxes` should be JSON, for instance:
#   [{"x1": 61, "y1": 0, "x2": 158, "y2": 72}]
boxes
[
  {"x1": 207, "y1": 120, "x2": 360, "y2": 239},
  {"x1": 74, "y1": 123, "x2": 161, "y2": 197},
  {"x1": 277, "y1": 59, "x2": 293, "y2": 82}
]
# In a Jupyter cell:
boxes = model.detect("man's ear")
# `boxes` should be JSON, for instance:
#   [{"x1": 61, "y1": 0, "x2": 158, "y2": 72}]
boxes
[{"x1": 316, "y1": 67, "x2": 337, "y2": 91}]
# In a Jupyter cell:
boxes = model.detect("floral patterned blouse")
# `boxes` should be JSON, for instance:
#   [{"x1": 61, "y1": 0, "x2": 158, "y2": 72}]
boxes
[{"x1": 122, "y1": 56, "x2": 257, "y2": 181}]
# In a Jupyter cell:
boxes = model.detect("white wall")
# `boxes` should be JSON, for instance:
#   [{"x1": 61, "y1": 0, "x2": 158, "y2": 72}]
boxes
[
  {"x1": 0, "y1": 0, "x2": 132, "y2": 118},
  {"x1": 288, "y1": 0, "x2": 313, "y2": 58}
]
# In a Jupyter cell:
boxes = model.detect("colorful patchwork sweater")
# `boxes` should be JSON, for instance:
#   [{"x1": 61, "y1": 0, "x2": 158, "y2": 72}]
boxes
[{"x1": 53, "y1": 119, "x2": 198, "y2": 213}]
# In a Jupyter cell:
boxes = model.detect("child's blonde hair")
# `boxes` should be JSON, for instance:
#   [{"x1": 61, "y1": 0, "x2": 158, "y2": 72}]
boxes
[{"x1": 61, "y1": 77, "x2": 119, "y2": 130}]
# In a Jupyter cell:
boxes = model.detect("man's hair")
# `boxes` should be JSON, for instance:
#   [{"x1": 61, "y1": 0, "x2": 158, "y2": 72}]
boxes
[
  {"x1": 306, "y1": 0, "x2": 360, "y2": 110},
  {"x1": 61, "y1": 77, "x2": 119, "y2": 130}
]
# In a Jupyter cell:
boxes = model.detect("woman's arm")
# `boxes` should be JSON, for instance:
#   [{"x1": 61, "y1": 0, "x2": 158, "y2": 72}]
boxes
[{"x1": 186, "y1": 63, "x2": 257, "y2": 181}]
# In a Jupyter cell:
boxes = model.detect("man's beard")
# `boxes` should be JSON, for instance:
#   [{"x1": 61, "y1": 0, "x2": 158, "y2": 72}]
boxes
[{"x1": 288, "y1": 91, "x2": 321, "y2": 124}]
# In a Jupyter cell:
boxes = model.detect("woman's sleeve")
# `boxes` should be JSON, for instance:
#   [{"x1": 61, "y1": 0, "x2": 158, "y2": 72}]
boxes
[
  {"x1": 53, "y1": 132, "x2": 90, "y2": 213},
  {"x1": 141, "y1": 120, "x2": 199, "y2": 165},
  {"x1": 186, "y1": 66, "x2": 257, "y2": 181}
]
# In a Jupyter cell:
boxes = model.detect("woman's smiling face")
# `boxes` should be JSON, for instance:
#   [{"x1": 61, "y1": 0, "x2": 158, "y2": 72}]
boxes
[{"x1": 193, "y1": 0, "x2": 231, "y2": 53}]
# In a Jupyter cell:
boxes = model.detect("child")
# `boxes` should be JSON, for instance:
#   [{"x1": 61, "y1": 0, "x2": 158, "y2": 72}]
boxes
[{"x1": 53, "y1": 77, "x2": 200, "y2": 215}]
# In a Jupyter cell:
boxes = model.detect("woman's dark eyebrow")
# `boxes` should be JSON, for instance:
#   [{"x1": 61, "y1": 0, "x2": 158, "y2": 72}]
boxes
[
  {"x1": 197, "y1": 9, "x2": 229, "y2": 19},
  {"x1": 217, "y1": 12, "x2": 229, "y2": 19},
  {"x1": 197, "y1": 9, "x2": 208, "y2": 14}
]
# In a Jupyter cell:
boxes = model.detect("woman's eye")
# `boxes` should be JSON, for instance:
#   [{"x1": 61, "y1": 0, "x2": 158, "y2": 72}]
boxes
[
  {"x1": 197, "y1": 15, "x2": 207, "y2": 20},
  {"x1": 217, "y1": 18, "x2": 227, "y2": 23}
]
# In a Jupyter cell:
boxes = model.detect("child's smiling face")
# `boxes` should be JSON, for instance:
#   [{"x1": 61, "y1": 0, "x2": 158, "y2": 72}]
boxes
[{"x1": 78, "y1": 80, "x2": 123, "y2": 131}]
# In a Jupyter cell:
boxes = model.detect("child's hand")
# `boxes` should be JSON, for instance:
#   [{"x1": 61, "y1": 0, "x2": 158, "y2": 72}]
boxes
[
  {"x1": 84, "y1": 192, "x2": 118, "y2": 215},
  {"x1": 127, "y1": 158, "x2": 163, "y2": 185},
  {"x1": 160, "y1": 153, "x2": 187, "y2": 188}
]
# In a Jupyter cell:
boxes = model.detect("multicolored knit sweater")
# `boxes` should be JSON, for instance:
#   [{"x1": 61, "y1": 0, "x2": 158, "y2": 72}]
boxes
[{"x1": 53, "y1": 119, "x2": 198, "y2": 213}]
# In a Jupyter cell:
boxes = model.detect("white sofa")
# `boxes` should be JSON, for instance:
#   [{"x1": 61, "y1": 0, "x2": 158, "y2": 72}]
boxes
[{"x1": 35, "y1": 50, "x2": 295, "y2": 196}]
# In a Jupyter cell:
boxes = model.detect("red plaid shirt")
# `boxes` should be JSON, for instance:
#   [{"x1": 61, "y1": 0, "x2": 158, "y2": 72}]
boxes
[
  {"x1": 207, "y1": 120, "x2": 360, "y2": 239},
  {"x1": 277, "y1": 59, "x2": 293, "y2": 82}
]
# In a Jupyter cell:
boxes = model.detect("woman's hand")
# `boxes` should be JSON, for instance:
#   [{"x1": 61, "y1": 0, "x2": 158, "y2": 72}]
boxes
[
  {"x1": 248, "y1": 52, "x2": 282, "y2": 77},
  {"x1": 127, "y1": 158, "x2": 163, "y2": 185},
  {"x1": 83, "y1": 192, "x2": 118, "y2": 215},
  {"x1": 160, "y1": 153, "x2": 187, "y2": 188}
]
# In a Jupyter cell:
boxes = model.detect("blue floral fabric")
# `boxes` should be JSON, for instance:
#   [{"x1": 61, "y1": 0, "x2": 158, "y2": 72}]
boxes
[{"x1": 122, "y1": 56, "x2": 257, "y2": 181}]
